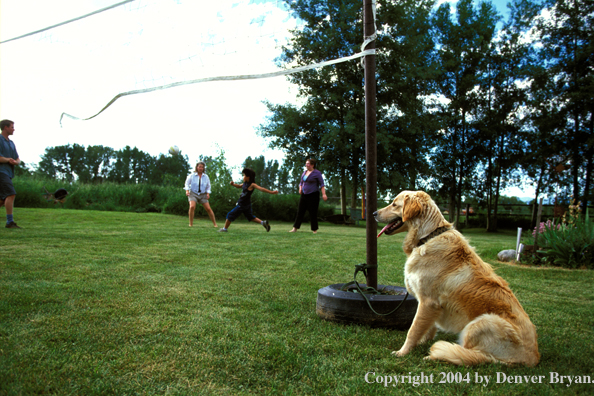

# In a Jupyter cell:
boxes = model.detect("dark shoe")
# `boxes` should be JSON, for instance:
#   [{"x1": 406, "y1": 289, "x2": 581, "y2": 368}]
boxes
[
  {"x1": 5, "y1": 221, "x2": 21, "y2": 229},
  {"x1": 263, "y1": 220, "x2": 270, "y2": 232}
]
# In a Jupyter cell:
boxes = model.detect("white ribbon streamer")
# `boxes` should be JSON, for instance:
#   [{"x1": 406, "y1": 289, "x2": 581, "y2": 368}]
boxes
[{"x1": 60, "y1": 49, "x2": 376, "y2": 125}]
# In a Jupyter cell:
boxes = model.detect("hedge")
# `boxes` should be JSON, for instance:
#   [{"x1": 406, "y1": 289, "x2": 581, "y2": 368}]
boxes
[{"x1": 11, "y1": 176, "x2": 334, "y2": 222}]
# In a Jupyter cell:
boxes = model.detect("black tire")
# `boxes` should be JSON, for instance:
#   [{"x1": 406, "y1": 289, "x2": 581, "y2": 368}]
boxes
[
  {"x1": 54, "y1": 188, "x2": 68, "y2": 200},
  {"x1": 316, "y1": 283, "x2": 418, "y2": 330}
]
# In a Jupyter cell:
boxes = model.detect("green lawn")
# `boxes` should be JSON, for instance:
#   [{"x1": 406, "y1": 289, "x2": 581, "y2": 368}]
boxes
[{"x1": 1, "y1": 208, "x2": 593, "y2": 395}]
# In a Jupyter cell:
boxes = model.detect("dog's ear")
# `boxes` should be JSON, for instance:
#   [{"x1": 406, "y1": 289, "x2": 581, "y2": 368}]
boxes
[{"x1": 402, "y1": 194, "x2": 422, "y2": 222}]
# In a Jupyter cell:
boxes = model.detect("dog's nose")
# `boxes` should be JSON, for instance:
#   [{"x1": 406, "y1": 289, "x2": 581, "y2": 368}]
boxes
[{"x1": 373, "y1": 211, "x2": 378, "y2": 220}]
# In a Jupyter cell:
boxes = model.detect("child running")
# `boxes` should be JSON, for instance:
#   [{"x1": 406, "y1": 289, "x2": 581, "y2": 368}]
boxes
[{"x1": 218, "y1": 168, "x2": 278, "y2": 233}]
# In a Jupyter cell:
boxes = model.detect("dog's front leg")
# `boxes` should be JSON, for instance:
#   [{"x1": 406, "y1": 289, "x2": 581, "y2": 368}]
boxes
[
  {"x1": 419, "y1": 325, "x2": 437, "y2": 345},
  {"x1": 393, "y1": 300, "x2": 441, "y2": 357}
]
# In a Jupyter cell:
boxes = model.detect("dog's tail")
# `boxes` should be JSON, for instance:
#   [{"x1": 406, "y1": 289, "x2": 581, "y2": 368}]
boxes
[{"x1": 428, "y1": 341, "x2": 499, "y2": 366}]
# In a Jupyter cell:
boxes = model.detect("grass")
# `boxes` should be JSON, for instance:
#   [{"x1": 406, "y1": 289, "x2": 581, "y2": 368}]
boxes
[{"x1": 1, "y1": 208, "x2": 593, "y2": 395}]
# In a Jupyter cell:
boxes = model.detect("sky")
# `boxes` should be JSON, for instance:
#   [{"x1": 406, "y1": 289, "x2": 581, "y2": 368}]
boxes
[
  {"x1": 0, "y1": 0, "x2": 301, "y2": 175},
  {"x1": 0, "y1": 0, "x2": 529, "y2": 197}
]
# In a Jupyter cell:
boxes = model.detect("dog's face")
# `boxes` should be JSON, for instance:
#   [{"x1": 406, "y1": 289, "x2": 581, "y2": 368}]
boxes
[{"x1": 374, "y1": 191, "x2": 427, "y2": 237}]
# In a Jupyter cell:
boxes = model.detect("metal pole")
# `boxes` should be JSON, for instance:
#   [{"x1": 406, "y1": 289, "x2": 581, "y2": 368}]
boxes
[{"x1": 364, "y1": 0, "x2": 377, "y2": 289}]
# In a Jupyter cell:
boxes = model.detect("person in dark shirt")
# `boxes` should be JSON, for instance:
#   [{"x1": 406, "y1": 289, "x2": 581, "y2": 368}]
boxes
[
  {"x1": 218, "y1": 168, "x2": 278, "y2": 233},
  {"x1": 0, "y1": 119, "x2": 22, "y2": 229}
]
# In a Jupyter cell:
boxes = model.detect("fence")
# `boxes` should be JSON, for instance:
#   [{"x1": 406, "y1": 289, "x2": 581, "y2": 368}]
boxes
[
  {"x1": 324, "y1": 198, "x2": 593, "y2": 228},
  {"x1": 443, "y1": 204, "x2": 594, "y2": 219}
]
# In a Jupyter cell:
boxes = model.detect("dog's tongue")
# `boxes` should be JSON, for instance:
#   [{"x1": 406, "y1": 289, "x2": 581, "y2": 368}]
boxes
[{"x1": 377, "y1": 223, "x2": 391, "y2": 238}]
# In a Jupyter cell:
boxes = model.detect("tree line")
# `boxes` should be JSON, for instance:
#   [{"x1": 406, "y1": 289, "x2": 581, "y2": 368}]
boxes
[
  {"x1": 22, "y1": 142, "x2": 545, "y2": 230},
  {"x1": 25, "y1": 143, "x2": 363, "y2": 200},
  {"x1": 30, "y1": 144, "x2": 190, "y2": 186},
  {"x1": 258, "y1": 0, "x2": 593, "y2": 230},
  {"x1": 25, "y1": 144, "x2": 306, "y2": 194}
]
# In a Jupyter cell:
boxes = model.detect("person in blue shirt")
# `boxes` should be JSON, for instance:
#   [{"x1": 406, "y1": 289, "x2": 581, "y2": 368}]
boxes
[
  {"x1": 184, "y1": 161, "x2": 217, "y2": 228},
  {"x1": 218, "y1": 168, "x2": 278, "y2": 233},
  {"x1": 0, "y1": 119, "x2": 22, "y2": 229}
]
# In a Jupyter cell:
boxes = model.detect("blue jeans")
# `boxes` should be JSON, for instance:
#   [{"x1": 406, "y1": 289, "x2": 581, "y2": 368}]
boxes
[{"x1": 226, "y1": 204, "x2": 255, "y2": 222}]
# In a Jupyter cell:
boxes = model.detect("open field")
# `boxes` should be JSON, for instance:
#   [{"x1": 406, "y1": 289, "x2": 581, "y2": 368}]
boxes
[{"x1": 1, "y1": 209, "x2": 593, "y2": 395}]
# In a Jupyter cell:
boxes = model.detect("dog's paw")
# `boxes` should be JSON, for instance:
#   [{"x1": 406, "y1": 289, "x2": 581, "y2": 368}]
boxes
[{"x1": 391, "y1": 348, "x2": 409, "y2": 357}]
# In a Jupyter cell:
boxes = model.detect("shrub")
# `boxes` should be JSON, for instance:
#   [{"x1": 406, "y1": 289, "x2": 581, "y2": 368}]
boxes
[
  {"x1": 162, "y1": 191, "x2": 190, "y2": 216},
  {"x1": 535, "y1": 202, "x2": 593, "y2": 269},
  {"x1": 10, "y1": 177, "x2": 49, "y2": 208},
  {"x1": 250, "y1": 193, "x2": 333, "y2": 222},
  {"x1": 10, "y1": 174, "x2": 335, "y2": 223}
]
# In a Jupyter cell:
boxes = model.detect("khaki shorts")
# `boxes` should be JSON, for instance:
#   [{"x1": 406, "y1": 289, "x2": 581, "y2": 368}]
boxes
[{"x1": 188, "y1": 191, "x2": 209, "y2": 204}]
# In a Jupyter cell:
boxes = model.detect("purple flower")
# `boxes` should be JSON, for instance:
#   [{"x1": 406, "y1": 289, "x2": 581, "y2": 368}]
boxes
[{"x1": 533, "y1": 220, "x2": 561, "y2": 236}]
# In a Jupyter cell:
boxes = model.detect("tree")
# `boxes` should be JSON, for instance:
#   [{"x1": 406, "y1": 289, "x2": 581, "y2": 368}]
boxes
[
  {"x1": 277, "y1": 157, "x2": 303, "y2": 194},
  {"x1": 152, "y1": 152, "x2": 190, "y2": 186},
  {"x1": 473, "y1": 0, "x2": 538, "y2": 231},
  {"x1": 108, "y1": 146, "x2": 155, "y2": 184},
  {"x1": 430, "y1": 0, "x2": 499, "y2": 225},
  {"x1": 34, "y1": 144, "x2": 190, "y2": 187},
  {"x1": 260, "y1": 0, "x2": 448, "y2": 215},
  {"x1": 242, "y1": 155, "x2": 280, "y2": 190},
  {"x1": 14, "y1": 161, "x2": 31, "y2": 177},
  {"x1": 84, "y1": 145, "x2": 114, "y2": 183},
  {"x1": 36, "y1": 144, "x2": 90, "y2": 182},
  {"x1": 36, "y1": 149, "x2": 61, "y2": 180},
  {"x1": 196, "y1": 149, "x2": 234, "y2": 190},
  {"x1": 536, "y1": 0, "x2": 594, "y2": 207},
  {"x1": 259, "y1": 0, "x2": 366, "y2": 213},
  {"x1": 524, "y1": 63, "x2": 575, "y2": 226},
  {"x1": 376, "y1": 0, "x2": 439, "y2": 194}
]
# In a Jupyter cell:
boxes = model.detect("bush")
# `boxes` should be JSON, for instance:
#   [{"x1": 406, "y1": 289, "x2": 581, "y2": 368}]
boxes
[
  {"x1": 10, "y1": 177, "x2": 49, "y2": 208},
  {"x1": 162, "y1": 189, "x2": 190, "y2": 216},
  {"x1": 11, "y1": 175, "x2": 333, "y2": 223},
  {"x1": 250, "y1": 193, "x2": 334, "y2": 222},
  {"x1": 534, "y1": 203, "x2": 593, "y2": 269}
]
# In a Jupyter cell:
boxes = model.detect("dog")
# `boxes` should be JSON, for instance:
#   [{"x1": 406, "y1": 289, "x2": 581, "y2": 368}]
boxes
[{"x1": 374, "y1": 191, "x2": 540, "y2": 366}]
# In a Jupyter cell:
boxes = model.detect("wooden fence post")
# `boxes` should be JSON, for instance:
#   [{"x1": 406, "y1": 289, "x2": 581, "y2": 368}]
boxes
[
  {"x1": 534, "y1": 198, "x2": 544, "y2": 249},
  {"x1": 465, "y1": 203, "x2": 470, "y2": 226}
]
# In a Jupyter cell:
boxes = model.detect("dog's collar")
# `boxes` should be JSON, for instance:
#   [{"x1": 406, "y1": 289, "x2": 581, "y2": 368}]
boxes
[{"x1": 417, "y1": 226, "x2": 451, "y2": 247}]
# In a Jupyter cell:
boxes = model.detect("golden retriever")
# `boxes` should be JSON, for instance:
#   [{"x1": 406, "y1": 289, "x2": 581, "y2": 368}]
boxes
[{"x1": 374, "y1": 191, "x2": 539, "y2": 366}]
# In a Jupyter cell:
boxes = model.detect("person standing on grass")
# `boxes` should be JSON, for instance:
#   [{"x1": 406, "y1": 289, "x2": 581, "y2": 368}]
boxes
[
  {"x1": 185, "y1": 161, "x2": 218, "y2": 228},
  {"x1": 0, "y1": 119, "x2": 22, "y2": 229},
  {"x1": 289, "y1": 158, "x2": 327, "y2": 234},
  {"x1": 218, "y1": 168, "x2": 278, "y2": 233}
]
